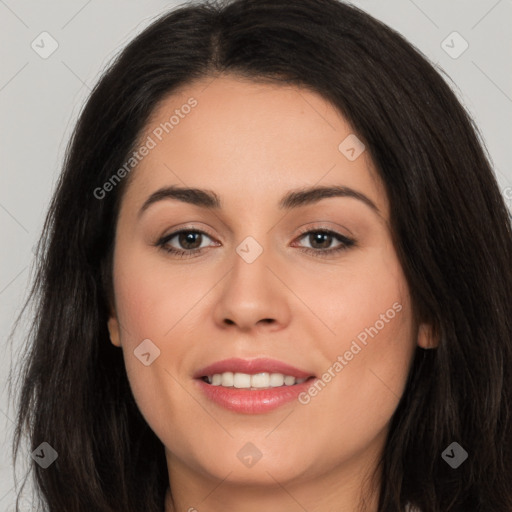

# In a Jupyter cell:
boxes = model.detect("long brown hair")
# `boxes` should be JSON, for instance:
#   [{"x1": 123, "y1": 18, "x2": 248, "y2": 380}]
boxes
[{"x1": 10, "y1": 0, "x2": 512, "y2": 510}]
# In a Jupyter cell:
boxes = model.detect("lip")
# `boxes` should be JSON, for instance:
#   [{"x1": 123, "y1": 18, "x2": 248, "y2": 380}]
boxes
[
  {"x1": 193, "y1": 357, "x2": 314, "y2": 379},
  {"x1": 195, "y1": 377, "x2": 317, "y2": 414},
  {"x1": 193, "y1": 357, "x2": 317, "y2": 414}
]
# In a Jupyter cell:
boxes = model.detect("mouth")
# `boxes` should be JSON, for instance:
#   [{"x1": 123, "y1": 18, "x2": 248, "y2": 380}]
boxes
[
  {"x1": 194, "y1": 357, "x2": 317, "y2": 414},
  {"x1": 199, "y1": 372, "x2": 315, "y2": 389}
]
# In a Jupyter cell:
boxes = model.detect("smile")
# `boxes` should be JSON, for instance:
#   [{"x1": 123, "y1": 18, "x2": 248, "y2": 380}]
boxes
[{"x1": 202, "y1": 371, "x2": 309, "y2": 389}]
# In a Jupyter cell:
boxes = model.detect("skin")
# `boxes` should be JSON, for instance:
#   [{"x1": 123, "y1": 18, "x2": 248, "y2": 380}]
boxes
[{"x1": 107, "y1": 74, "x2": 436, "y2": 512}]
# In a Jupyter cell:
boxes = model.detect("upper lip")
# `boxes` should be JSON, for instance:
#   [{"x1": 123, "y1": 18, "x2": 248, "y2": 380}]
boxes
[{"x1": 194, "y1": 357, "x2": 315, "y2": 379}]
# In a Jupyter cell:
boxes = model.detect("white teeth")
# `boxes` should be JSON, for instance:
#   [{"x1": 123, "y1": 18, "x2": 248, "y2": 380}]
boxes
[
  {"x1": 284, "y1": 375, "x2": 296, "y2": 386},
  {"x1": 206, "y1": 371, "x2": 309, "y2": 388},
  {"x1": 211, "y1": 374, "x2": 222, "y2": 386},
  {"x1": 252, "y1": 372, "x2": 270, "y2": 387},
  {"x1": 269, "y1": 373, "x2": 283, "y2": 387},
  {"x1": 221, "y1": 372, "x2": 234, "y2": 387},
  {"x1": 233, "y1": 373, "x2": 251, "y2": 388}
]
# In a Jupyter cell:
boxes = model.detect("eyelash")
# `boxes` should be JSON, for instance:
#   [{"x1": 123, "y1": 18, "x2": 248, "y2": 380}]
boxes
[{"x1": 155, "y1": 226, "x2": 356, "y2": 259}]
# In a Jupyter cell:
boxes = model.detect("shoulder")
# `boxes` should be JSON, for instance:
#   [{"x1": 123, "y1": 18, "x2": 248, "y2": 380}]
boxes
[{"x1": 405, "y1": 504, "x2": 421, "y2": 512}]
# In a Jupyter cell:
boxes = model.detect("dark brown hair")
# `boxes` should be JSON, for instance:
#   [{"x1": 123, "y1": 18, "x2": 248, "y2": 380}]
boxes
[{"x1": 10, "y1": 0, "x2": 512, "y2": 511}]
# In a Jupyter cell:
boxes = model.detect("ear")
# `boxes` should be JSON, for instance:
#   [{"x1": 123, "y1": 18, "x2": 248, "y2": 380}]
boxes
[
  {"x1": 417, "y1": 322, "x2": 438, "y2": 349},
  {"x1": 107, "y1": 314, "x2": 121, "y2": 347}
]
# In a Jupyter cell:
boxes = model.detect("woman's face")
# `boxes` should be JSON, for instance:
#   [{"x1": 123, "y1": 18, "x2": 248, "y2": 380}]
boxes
[{"x1": 107, "y1": 75, "x2": 433, "y2": 506}]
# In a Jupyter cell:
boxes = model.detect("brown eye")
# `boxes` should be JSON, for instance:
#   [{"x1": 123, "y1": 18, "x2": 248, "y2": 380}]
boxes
[
  {"x1": 307, "y1": 232, "x2": 335, "y2": 250},
  {"x1": 295, "y1": 229, "x2": 356, "y2": 258},
  {"x1": 175, "y1": 231, "x2": 203, "y2": 250},
  {"x1": 157, "y1": 229, "x2": 215, "y2": 258}
]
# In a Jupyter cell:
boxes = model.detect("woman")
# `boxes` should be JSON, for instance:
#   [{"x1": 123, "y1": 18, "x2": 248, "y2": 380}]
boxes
[{"x1": 10, "y1": 0, "x2": 512, "y2": 511}]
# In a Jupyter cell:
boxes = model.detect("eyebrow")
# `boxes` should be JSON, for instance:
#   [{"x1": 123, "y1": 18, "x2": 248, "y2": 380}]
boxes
[{"x1": 138, "y1": 184, "x2": 380, "y2": 218}]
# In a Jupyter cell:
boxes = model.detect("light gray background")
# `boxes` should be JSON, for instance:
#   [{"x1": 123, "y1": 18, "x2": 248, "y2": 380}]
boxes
[{"x1": 1, "y1": 0, "x2": 511, "y2": 509}]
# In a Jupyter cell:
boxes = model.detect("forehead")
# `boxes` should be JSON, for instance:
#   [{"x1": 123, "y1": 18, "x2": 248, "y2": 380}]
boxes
[{"x1": 120, "y1": 74, "x2": 388, "y2": 218}]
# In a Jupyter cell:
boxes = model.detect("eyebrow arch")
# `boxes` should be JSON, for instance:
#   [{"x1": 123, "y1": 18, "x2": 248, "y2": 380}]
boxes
[{"x1": 138, "y1": 184, "x2": 380, "y2": 218}]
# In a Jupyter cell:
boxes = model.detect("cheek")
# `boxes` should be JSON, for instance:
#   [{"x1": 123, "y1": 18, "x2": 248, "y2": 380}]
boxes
[
  {"x1": 295, "y1": 245, "x2": 415, "y2": 436},
  {"x1": 112, "y1": 245, "x2": 195, "y2": 340},
  {"x1": 298, "y1": 241, "x2": 413, "y2": 363},
  {"x1": 110, "y1": 244, "x2": 220, "y2": 431}
]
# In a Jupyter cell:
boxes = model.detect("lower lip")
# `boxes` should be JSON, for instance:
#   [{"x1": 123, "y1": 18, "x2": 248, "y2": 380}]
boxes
[{"x1": 195, "y1": 377, "x2": 317, "y2": 414}]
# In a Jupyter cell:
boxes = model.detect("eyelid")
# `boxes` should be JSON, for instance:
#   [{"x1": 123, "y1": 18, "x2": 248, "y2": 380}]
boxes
[
  {"x1": 291, "y1": 224, "x2": 356, "y2": 254},
  {"x1": 157, "y1": 226, "x2": 219, "y2": 249},
  {"x1": 157, "y1": 222, "x2": 352, "y2": 244},
  {"x1": 155, "y1": 222, "x2": 357, "y2": 258},
  {"x1": 294, "y1": 222, "x2": 354, "y2": 239},
  {"x1": 159, "y1": 223, "x2": 218, "y2": 241}
]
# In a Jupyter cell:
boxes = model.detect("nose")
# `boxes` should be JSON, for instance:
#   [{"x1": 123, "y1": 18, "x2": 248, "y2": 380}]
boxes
[{"x1": 212, "y1": 242, "x2": 292, "y2": 333}]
